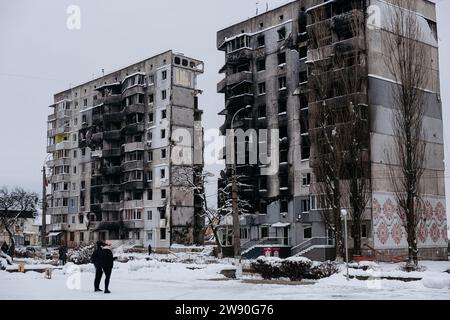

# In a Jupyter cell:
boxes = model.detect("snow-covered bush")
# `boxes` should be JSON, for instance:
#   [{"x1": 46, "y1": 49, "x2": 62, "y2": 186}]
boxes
[
  {"x1": 14, "y1": 247, "x2": 34, "y2": 258},
  {"x1": 251, "y1": 256, "x2": 283, "y2": 280},
  {"x1": 281, "y1": 257, "x2": 313, "y2": 281},
  {"x1": 68, "y1": 245, "x2": 94, "y2": 265},
  {"x1": 306, "y1": 261, "x2": 340, "y2": 280},
  {"x1": 0, "y1": 251, "x2": 13, "y2": 270}
]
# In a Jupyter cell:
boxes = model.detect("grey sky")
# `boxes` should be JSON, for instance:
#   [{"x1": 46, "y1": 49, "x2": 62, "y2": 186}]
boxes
[{"x1": 0, "y1": 0, "x2": 449, "y2": 220}]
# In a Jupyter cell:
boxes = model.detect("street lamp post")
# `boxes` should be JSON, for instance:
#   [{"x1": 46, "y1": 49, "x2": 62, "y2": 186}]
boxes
[
  {"x1": 230, "y1": 105, "x2": 252, "y2": 274},
  {"x1": 341, "y1": 209, "x2": 349, "y2": 281}
]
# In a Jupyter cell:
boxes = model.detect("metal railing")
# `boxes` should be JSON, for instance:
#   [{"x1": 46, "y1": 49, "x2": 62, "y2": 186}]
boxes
[{"x1": 291, "y1": 237, "x2": 334, "y2": 256}]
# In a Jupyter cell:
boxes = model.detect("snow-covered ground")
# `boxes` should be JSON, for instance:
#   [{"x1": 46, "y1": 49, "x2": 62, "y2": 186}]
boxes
[{"x1": 1, "y1": 250, "x2": 449, "y2": 300}]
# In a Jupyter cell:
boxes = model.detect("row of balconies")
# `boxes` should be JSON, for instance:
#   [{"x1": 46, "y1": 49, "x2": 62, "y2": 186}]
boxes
[{"x1": 217, "y1": 71, "x2": 253, "y2": 93}]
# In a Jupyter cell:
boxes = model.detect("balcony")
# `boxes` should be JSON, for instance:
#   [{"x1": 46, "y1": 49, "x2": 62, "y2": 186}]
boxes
[
  {"x1": 123, "y1": 220, "x2": 144, "y2": 229},
  {"x1": 123, "y1": 123, "x2": 145, "y2": 135},
  {"x1": 123, "y1": 104, "x2": 145, "y2": 115},
  {"x1": 217, "y1": 71, "x2": 253, "y2": 93},
  {"x1": 103, "y1": 94, "x2": 122, "y2": 105},
  {"x1": 101, "y1": 202, "x2": 121, "y2": 211},
  {"x1": 47, "y1": 141, "x2": 71, "y2": 153},
  {"x1": 102, "y1": 166, "x2": 121, "y2": 176},
  {"x1": 47, "y1": 126, "x2": 70, "y2": 137},
  {"x1": 102, "y1": 184, "x2": 121, "y2": 194},
  {"x1": 91, "y1": 132, "x2": 103, "y2": 143},
  {"x1": 103, "y1": 129, "x2": 121, "y2": 141},
  {"x1": 123, "y1": 200, "x2": 144, "y2": 210},
  {"x1": 46, "y1": 158, "x2": 71, "y2": 167},
  {"x1": 48, "y1": 113, "x2": 56, "y2": 122},
  {"x1": 226, "y1": 48, "x2": 252, "y2": 65},
  {"x1": 226, "y1": 94, "x2": 254, "y2": 110},
  {"x1": 90, "y1": 203, "x2": 102, "y2": 213},
  {"x1": 50, "y1": 174, "x2": 71, "y2": 183},
  {"x1": 50, "y1": 223, "x2": 69, "y2": 232},
  {"x1": 103, "y1": 113, "x2": 123, "y2": 124},
  {"x1": 55, "y1": 110, "x2": 72, "y2": 119},
  {"x1": 123, "y1": 142, "x2": 145, "y2": 153},
  {"x1": 102, "y1": 148, "x2": 121, "y2": 158},
  {"x1": 122, "y1": 181, "x2": 144, "y2": 191},
  {"x1": 47, "y1": 207, "x2": 69, "y2": 215},
  {"x1": 121, "y1": 161, "x2": 144, "y2": 172}
]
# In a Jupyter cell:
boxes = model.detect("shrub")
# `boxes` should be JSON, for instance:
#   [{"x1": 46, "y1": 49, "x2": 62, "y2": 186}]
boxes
[
  {"x1": 68, "y1": 245, "x2": 94, "y2": 265},
  {"x1": 251, "y1": 256, "x2": 283, "y2": 280},
  {"x1": 305, "y1": 261, "x2": 340, "y2": 280},
  {"x1": 281, "y1": 257, "x2": 313, "y2": 281}
]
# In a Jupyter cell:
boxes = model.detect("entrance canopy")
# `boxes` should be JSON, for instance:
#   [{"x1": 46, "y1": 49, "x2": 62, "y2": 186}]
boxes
[
  {"x1": 47, "y1": 232, "x2": 61, "y2": 237},
  {"x1": 271, "y1": 222, "x2": 290, "y2": 228}
]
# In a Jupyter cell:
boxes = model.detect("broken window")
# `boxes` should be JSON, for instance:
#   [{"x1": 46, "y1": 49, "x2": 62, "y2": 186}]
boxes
[
  {"x1": 148, "y1": 94, "x2": 154, "y2": 104},
  {"x1": 258, "y1": 82, "x2": 266, "y2": 95},
  {"x1": 174, "y1": 57, "x2": 181, "y2": 65},
  {"x1": 161, "y1": 129, "x2": 166, "y2": 139},
  {"x1": 301, "y1": 135, "x2": 311, "y2": 160},
  {"x1": 161, "y1": 109, "x2": 167, "y2": 119},
  {"x1": 160, "y1": 228, "x2": 167, "y2": 240},
  {"x1": 302, "y1": 173, "x2": 311, "y2": 186},
  {"x1": 257, "y1": 35, "x2": 265, "y2": 47},
  {"x1": 162, "y1": 70, "x2": 167, "y2": 80},
  {"x1": 162, "y1": 90, "x2": 167, "y2": 100},
  {"x1": 278, "y1": 52, "x2": 286, "y2": 65},
  {"x1": 182, "y1": 59, "x2": 188, "y2": 67},
  {"x1": 161, "y1": 149, "x2": 167, "y2": 159},
  {"x1": 278, "y1": 76, "x2": 287, "y2": 90},
  {"x1": 299, "y1": 71, "x2": 308, "y2": 83},
  {"x1": 280, "y1": 199, "x2": 288, "y2": 213},
  {"x1": 278, "y1": 27, "x2": 286, "y2": 40},
  {"x1": 278, "y1": 100, "x2": 287, "y2": 114},
  {"x1": 299, "y1": 46, "x2": 307, "y2": 59},
  {"x1": 258, "y1": 105, "x2": 266, "y2": 118},
  {"x1": 256, "y1": 58, "x2": 266, "y2": 71},
  {"x1": 161, "y1": 189, "x2": 167, "y2": 199},
  {"x1": 303, "y1": 225, "x2": 312, "y2": 239}
]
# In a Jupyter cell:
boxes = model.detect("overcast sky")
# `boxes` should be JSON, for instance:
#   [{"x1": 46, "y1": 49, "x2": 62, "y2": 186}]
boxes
[{"x1": 0, "y1": 0, "x2": 449, "y2": 218}]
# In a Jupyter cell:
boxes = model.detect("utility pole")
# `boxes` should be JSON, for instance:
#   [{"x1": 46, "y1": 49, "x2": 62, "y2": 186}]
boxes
[{"x1": 41, "y1": 166, "x2": 47, "y2": 248}]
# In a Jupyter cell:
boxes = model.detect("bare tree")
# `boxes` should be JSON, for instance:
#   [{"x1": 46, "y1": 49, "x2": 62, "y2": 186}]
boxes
[
  {"x1": 0, "y1": 187, "x2": 38, "y2": 259},
  {"x1": 172, "y1": 167, "x2": 227, "y2": 255},
  {"x1": 383, "y1": 0, "x2": 429, "y2": 267}
]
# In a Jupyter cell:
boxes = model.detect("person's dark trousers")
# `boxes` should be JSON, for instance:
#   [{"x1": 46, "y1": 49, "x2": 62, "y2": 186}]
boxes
[
  {"x1": 103, "y1": 267, "x2": 112, "y2": 292},
  {"x1": 94, "y1": 267, "x2": 103, "y2": 290}
]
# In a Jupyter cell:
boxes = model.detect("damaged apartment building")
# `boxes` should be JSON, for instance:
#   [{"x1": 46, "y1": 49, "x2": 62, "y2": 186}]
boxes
[
  {"x1": 46, "y1": 50, "x2": 205, "y2": 251},
  {"x1": 217, "y1": 0, "x2": 447, "y2": 260}
]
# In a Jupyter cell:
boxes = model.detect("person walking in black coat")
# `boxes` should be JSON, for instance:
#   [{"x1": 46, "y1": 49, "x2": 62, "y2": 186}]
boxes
[
  {"x1": 91, "y1": 241, "x2": 116, "y2": 294},
  {"x1": 91, "y1": 241, "x2": 105, "y2": 292},
  {"x1": 148, "y1": 244, "x2": 152, "y2": 256},
  {"x1": 58, "y1": 245, "x2": 67, "y2": 266},
  {"x1": 101, "y1": 246, "x2": 115, "y2": 294}
]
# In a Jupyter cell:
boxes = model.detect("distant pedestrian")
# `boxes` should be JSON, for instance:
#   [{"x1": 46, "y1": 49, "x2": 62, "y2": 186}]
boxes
[
  {"x1": 58, "y1": 244, "x2": 67, "y2": 266},
  {"x1": 148, "y1": 244, "x2": 152, "y2": 256},
  {"x1": 1, "y1": 242, "x2": 8, "y2": 254}
]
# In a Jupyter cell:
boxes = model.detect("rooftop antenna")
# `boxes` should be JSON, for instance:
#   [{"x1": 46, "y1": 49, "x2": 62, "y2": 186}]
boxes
[
  {"x1": 256, "y1": 2, "x2": 259, "y2": 15},
  {"x1": 102, "y1": 68, "x2": 105, "y2": 76},
  {"x1": 266, "y1": 2, "x2": 269, "y2": 12}
]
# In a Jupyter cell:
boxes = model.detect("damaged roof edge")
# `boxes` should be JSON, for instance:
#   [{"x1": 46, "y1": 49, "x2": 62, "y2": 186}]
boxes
[{"x1": 54, "y1": 49, "x2": 177, "y2": 97}]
